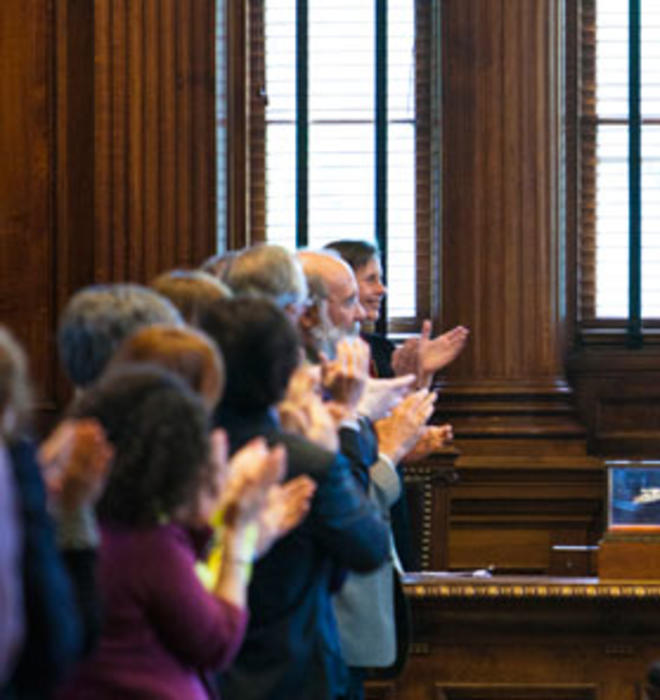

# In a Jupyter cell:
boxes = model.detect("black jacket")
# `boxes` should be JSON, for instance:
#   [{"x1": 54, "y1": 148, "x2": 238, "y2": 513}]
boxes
[{"x1": 214, "y1": 406, "x2": 389, "y2": 700}]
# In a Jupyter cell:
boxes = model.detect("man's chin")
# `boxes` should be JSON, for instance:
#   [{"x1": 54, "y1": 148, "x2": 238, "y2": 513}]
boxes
[{"x1": 365, "y1": 307, "x2": 381, "y2": 322}]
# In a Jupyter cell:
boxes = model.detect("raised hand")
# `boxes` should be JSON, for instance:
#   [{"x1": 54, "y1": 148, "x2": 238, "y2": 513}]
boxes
[
  {"x1": 374, "y1": 389, "x2": 437, "y2": 465},
  {"x1": 391, "y1": 338, "x2": 420, "y2": 378},
  {"x1": 279, "y1": 364, "x2": 339, "y2": 451},
  {"x1": 320, "y1": 337, "x2": 370, "y2": 417},
  {"x1": 255, "y1": 476, "x2": 317, "y2": 557},
  {"x1": 38, "y1": 419, "x2": 113, "y2": 510},
  {"x1": 356, "y1": 374, "x2": 416, "y2": 421},
  {"x1": 220, "y1": 439, "x2": 287, "y2": 530},
  {"x1": 403, "y1": 423, "x2": 453, "y2": 463},
  {"x1": 417, "y1": 321, "x2": 469, "y2": 385}
]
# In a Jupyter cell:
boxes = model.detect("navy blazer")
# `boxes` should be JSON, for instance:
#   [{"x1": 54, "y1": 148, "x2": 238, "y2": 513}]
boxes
[
  {"x1": 214, "y1": 406, "x2": 389, "y2": 700},
  {"x1": 4, "y1": 439, "x2": 83, "y2": 699}
]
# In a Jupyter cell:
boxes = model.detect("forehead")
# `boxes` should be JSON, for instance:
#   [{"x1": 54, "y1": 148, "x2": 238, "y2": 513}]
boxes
[
  {"x1": 326, "y1": 262, "x2": 358, "y2": 300},
  {"x1": 357, "y1": 257, "x2": 382, "y2": 280}
]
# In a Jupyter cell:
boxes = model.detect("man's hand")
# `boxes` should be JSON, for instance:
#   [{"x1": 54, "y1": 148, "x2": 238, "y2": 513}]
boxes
[
  {"x1": 279, "y1": 364, "x2": 339, "y2": 451},
  {"x1": 220, "y1": 439, "x2": 287, "y2": 530},
  {"x1": 255, "y1": 476, "x2": 317, "y2": 557},
  {"x1": 418, "y1": 321, "x2": 469, "y2": 379},
  {"x1": 392, "y1": 322, "x2": 469, "y2": 389},
  {"x1": 374, "y1": 389, "x2": 437, "y2": 465},
  {"x1": 356, "y1": 374, "x2": 416, "y2": 421},
  {"x1": 321, "y1": 338, "x2": 370, "y2": 417},
  {"x1": 403, "y1": 424, "x2": 453, "y2": 463}
]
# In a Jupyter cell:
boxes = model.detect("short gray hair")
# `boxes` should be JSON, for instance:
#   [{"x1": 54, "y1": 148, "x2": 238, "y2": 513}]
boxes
[
  {"x1": 226, "y1": 244, "x2": 308, "y2": 309},
  {"x1": 58, "y1": 284, "x2": 182, "y2": 387}
]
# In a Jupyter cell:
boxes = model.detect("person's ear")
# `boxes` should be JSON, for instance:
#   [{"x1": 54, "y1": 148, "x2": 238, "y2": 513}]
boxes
[{"x1": 299, "y1": 303, "x2": 320, "y2": 332}]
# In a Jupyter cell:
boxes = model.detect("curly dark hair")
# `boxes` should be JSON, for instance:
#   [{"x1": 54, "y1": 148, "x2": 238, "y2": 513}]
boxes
[
  {"x1": 72, "y1": 364, "x2": 211, "y2": 527},
  {"x1": 199, "y1": 297, "x2": 301, "y2": 413}
]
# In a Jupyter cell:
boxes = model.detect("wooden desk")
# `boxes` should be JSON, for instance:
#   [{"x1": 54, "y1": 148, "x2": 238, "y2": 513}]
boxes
[{"x1": 366, "y1": 573, "x2": 660, "y2": 699}]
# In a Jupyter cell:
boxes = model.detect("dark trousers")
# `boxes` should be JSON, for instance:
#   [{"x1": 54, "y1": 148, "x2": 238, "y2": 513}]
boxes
[{"x1": 339, "y1": 667, "x2": 366, "y2": 700}]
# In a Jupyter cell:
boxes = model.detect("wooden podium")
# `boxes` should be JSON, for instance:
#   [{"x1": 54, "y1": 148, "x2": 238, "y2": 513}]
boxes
[
  {"x1": 365, "y1": 573, "x2": 660, "y2": 700},
  {"x1": 599, "y1": 527, "x2": 660, "y2": 580}
]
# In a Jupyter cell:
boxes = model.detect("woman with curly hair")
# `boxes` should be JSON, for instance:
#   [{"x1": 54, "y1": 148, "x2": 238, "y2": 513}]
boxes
[{"x1": 58, "y1": 363, "x2": 299, "y2": 700}]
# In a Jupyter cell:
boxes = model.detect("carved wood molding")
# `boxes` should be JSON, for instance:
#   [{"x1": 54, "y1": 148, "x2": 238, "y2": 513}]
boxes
[
  {"x1": 403, "y1": 575, "x2": 660, "y2": 600},
  {"x1": 404, "y1": 450, "x2": 459, "y2": 569}
]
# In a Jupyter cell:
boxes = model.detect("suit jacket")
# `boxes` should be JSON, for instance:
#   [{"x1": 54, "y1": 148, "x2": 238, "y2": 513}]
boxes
[
  {"x1": 362, "y1": 332, "x2": 417, "y2": 571},
  {"x1": 214, "y1": 406, "x2": 390, "y2": 700},
  {"x1": 332, "y1": 457, "x2": 400, "y2": 667}
]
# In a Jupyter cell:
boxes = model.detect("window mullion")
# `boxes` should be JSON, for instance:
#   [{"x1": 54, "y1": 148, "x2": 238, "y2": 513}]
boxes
[
  {"x1": 375, "y1": 0, "x2": 388, "y2": 334},
  {"x1": 628, "y1": 0, "x2": 642, "y2": 342},
  {"x1": 296, "y1": 0, "x2": 308, "y2": 247}
]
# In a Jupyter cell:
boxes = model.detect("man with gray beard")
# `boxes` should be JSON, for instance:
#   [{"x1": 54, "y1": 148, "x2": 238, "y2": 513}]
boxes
[{"x1": 296, "y1": 250, "x2": 440, "y2": 700}]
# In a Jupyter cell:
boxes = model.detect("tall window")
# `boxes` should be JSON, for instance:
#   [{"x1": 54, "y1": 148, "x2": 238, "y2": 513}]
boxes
[
  {"x1": 579, "y1": 0, "x2": 660, "y2": 332},
  {"x1": 248, "y1": 0, "x2": 435, "y2": 327}
]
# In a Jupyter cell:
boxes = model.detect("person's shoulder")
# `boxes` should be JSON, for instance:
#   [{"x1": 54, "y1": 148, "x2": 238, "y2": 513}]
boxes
[{"x1": 361, "y1": 332, "x2": 395, "y2": 378}]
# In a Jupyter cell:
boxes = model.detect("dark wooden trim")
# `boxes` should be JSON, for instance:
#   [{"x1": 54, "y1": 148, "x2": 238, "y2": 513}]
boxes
[{"x1": 226, "y1": 0, "x2": 248, "y2": 249}]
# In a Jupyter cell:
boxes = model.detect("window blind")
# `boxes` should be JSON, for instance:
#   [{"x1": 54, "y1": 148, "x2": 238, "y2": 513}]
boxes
[
  {"x1": 580, "y1": 0, "x2": 660, "y2": 320},
  {"x1": 252, "y1": 0, "x2": 425, "y2": 323}
]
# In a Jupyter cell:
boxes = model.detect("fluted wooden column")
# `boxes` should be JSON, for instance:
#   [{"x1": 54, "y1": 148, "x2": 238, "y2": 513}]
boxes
[
  {"x1": 442, "y1": 0, "x2": 563, "y2": 385},
  {"x1": 435, "y1": 0, "x2": 582, "y2": 453},
  {"x1": 431, "y1": 0, "x2": 604, "y2": 574}
]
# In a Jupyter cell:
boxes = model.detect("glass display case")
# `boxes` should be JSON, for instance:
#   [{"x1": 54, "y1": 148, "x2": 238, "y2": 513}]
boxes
[
  {"x1": 608, "y1": 461, "x2": 660, "y2": 531},
  {"x1": 599, "y1": 461, "x2": 660, "y2": 580}
]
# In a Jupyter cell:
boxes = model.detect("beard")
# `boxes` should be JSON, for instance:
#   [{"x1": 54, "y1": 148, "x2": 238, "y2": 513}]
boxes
[{"x1": 309, "y1": 318, "x2": 360, "y2": 361}]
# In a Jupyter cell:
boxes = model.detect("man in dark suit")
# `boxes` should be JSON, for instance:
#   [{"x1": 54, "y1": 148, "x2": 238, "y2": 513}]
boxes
[{"x1": 201, "y1": 298, "x2": 389, "y2": 700}]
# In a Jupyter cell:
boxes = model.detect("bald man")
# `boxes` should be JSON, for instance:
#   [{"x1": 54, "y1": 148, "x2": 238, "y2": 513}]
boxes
[
  {"x1": 297, "y1": 251, "x2": 367, "y2": 361},
  {"x1": 297, "y1": 250, "x2": 431, "y2": 700}
]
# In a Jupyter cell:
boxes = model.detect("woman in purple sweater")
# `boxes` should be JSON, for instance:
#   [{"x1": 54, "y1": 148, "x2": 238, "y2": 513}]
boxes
[{"x1": 59, "y1": 363, "x2": 290, "y2": 700}]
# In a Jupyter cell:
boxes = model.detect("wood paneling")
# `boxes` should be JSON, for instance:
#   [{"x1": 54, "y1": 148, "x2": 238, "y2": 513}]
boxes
[
  {"x1": 568, "y1": 349, "x2": 660, "y2": 456},
  {"x1": 435, "y1": 685, "x2": 596, "y2": 700},
  {"x1": 448, "y1": 456, "x2": 604, "y2": 573},
  {"x1": 1, "y1": 0, "x2": 218, "y2": 424},
  {"x1": 0, "y1": 0, "x2": 56, "y2": 411},
  {"x1": 93, "y1": 0, "x2": 216, "y2": 283},
  {"x1": 384, "y1": 575, "x2": 660, "y2": 700}
]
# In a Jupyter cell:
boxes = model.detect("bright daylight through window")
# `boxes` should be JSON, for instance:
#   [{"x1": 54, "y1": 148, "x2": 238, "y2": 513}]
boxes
[{"x1": 262, "y1": 1, "x2": 417, "y2": 320}]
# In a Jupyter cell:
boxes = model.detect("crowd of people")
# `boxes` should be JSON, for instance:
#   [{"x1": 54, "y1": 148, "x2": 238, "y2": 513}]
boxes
[{"x1": 0, "y1": 240, "x2": 469, "y2": 699}]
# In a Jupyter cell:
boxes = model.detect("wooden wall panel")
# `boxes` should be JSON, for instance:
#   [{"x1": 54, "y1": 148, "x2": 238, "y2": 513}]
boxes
[
  {"x1": 93, "y1": 0, "x2": 217, "y2": 284},
  {"x1": 0, "y1": 0, "x2": 56, "y2": 410},
  {"x1": 1, "y1": 0, "x2": 218, "y2": 425}
]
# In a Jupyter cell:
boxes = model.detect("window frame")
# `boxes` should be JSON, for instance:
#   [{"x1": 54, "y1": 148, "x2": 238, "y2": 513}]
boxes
[
  {"x1": 571, "y1": 0, "x2": 660, "y2": 345},
  {"x1": 241, "y1": 0, "x2": 439, "y2": 333}
]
